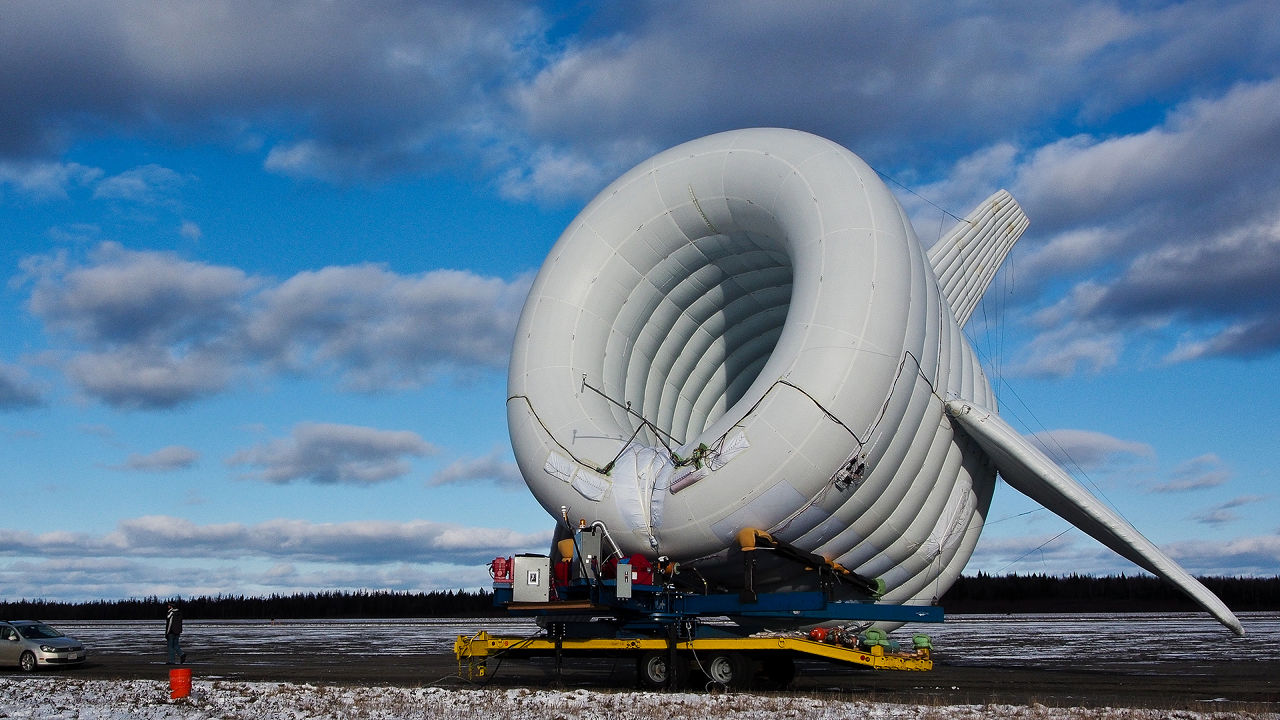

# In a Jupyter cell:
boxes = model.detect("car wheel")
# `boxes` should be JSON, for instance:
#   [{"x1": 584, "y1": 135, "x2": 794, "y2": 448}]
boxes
[
  {"x1": 702, "y1": 652, "x2": 751, "y2": 689},
  {"x1": 19, "y1": 651, "x2": 37, "y2": 672}
]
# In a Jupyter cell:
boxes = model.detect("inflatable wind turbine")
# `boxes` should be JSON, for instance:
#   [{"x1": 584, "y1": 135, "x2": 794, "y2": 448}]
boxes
[{"x1": 507, "y1": 128, "x2": 1243, "y2": 635}]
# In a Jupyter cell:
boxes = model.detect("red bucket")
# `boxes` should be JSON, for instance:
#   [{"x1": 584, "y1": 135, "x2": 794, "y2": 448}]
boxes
[{"x1": 169, "y1": 667, "x2": 192, "y2": 699}]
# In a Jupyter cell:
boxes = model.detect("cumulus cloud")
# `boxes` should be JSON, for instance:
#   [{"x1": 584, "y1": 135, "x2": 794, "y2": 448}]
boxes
[
  {"x1": 0, "y1": 363, "x2": 43, "y2": 409},
  {"x1": 0, "y1": 160, "x2": 102, "y2": 200},
  {"x1": 244, "y1": 264, "x2": 530, "y2": 390},
  {"x1": 5, "y1": 2, "x2": 1276, "y2": 195},
  {"x1": 0, "y1": 516, "x2": 553, "y2": 600},
  {"x1": 1026, "y1": 429, "x2": 1153, "y2": 471},
  {"x1": 92, "y1": 164, "x2": 188, "y2": 204},
  {"x1": 1016, "y1": 80, "x2": 1280, "y2": 236},
  {"x1": 503, "y1": 3, "x2": 1280, "y2": 200},
  {"x1": 111, "y1": 445, "x2": 201, "y2": 473},
  {"x1": 1163, "y1": 533, "x2": 1280, "y2": 576},
  {"x1": 987, "y1": 80, "x2": 1280, "y2": 375},
  {"x1": 1006, "y1": 322, "x2": 1124, "y2": 377},
  {"x1": 228, "y1": 422, "x2": 436, "y2": 486},
  {"x1": 0, "y1": 0, "x2": 542, "y2": 181},
  {"x1": 17, "y1": 244, "x2": 527, "y2": 408},
  {"x1": 23, "y1": 242, "x2": 252, "y2": 347},
  {"x1": 179, "y1": 220, "x2": 203, "y2": 242},
  {"x1": 967, "y1": 531, "x2": 1119, "y2": 575},
  {"x1": 0, "y1": 515, "x2": 550, "y2": 566},
  {"x1": 428, "y1": 449, "x2": 524, "y2": 489},
  {"x1": 1191, "y1": 495, "x2": 1268, "y2": 527},
  {"x1": 64, "y1": 347, "x2": 233, "y2": 409},
  {"x1": 1148, "y1": 454, "x2": 1232, "y2": 494},
  {"x1": 0, "y1": 555, "x2": 495, "y2": 602},
  {"x1": 970, "y1": 528, "x2": 1280, "y2": 578}
]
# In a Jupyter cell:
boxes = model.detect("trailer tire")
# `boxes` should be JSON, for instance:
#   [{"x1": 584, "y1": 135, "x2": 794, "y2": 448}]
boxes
[
  {"x1": 703, "y1": 652, "x2": 751, "y2": 689},
  {"x1": 637, "y1": 650, "x2": 687, "y2": 690}
]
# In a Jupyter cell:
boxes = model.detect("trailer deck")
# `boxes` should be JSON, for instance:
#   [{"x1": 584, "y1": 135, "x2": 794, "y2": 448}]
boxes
[
  {"x1": 455, "y1": 630, "x2": 932, "y2": 687},
  {"x1": 454, "y1": 522, "x2": 941, "y2": 689}
]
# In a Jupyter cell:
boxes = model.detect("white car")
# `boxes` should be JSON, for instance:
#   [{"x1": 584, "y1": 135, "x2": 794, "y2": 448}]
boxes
[{"x1": 0, "y1": 620, "x2": 86, "y2": 671}]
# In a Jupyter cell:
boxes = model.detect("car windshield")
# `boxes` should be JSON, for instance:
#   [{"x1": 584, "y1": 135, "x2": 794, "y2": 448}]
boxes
[{"x1": 15, "y1": 623, "x2": 62, "y2": 639}]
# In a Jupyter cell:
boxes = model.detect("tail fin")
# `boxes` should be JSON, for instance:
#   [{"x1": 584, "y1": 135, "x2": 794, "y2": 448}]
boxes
[
  {"x1": 946, "y1": 399, "x2": 1245, "y2": 636},
  {"x1": 927, "y1": 190, "x2": 1028, "y2": 327}
]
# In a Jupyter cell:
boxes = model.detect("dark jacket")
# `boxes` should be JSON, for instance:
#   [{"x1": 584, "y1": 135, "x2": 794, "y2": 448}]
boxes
[{"x1": 165, "y1": 608, "x2": 183, "y2": 636}]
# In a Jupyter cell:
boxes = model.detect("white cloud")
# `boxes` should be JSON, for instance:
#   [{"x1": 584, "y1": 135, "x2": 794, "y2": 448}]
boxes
[
  {"x1": 970, "y1": 528, "x2": 1280, "y2": 578},
  {"x1": 1013, "y1": 228, "x2": 1116, "y2": 286},
  {"x1": 1163, "y1": 533, "x2": 1280, "y2": 576},
  {"x1": 6, "y1": 2, "x2": 1273, "y2": 193},
  {"x1": 0, "y1": 553, "x2": 503, "y2": 602},
  {"x1": 1015, "y1": 80, "x2": 1280, "y2": 232},
  {"x1": 0, "y1": 161, "x2": 102, "y2": 200},
  {"x1": 1148, "y1": 454, "x2": 1232, "y2": 494},
  {"x1": 1026, "y1": 429, "x2": 1153, "y2": 471},
  {"x1": 0, "y1": 514, "x2": 550, "y2": 566},
  {"x1": 428, "y1": 449, "x2": 524, "y2": 489},
  {"x1": 64, "y1": 347, "x2": 232, "y2": 409},
  {"x1": 23, "y1": 242, "x2": 252, "y2": 346},
  {"x1": 1007, "y1": 322, "x2": 1124, "y2": 377},
  {"x1": 16, "y1": 244, "x2": 529, "y2": 407},
  {"x1": 0, "y1": 362, "x2": 43, "y2": 409},
  {"x1": 245, "y1": 265, "x2": 531, "y2": 390},
  {"x1": 1191, "y1": 495, "x2": 1268, "y2": 527},
  {"x1": 968, "y1": 532, "x2": 1121, "y2": 576},
  {"x1": 497, "y1": 145, "x2": 614, "y2": 204},
  {"x1": 0, "y1": 1, "x2": 544, "y2": 181},
  {"x1": 989, "y1": 80, "x2": 1280, "y2": 372},
  {"x1": 228, "y1": 422, "x2": 436, "y2": 486},
  {"x1": 92, "y1": 164, "x2": 187, "y2": 203},
  {"x1": 179, "y1": 220, "x2": 202, "y2": 241},
  {"x1": 112, "y1": 445, "x2": 201, "y2": 473}
]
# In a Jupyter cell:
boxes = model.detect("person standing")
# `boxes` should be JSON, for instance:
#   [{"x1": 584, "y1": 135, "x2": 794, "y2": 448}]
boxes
[{"x1": 165, "y1": 602, "x2": 186, "y2": 664}]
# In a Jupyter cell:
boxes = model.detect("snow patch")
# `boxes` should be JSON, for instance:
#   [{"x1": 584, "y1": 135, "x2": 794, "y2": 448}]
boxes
[{"x1": 0, "y1": 678, "x2": 1273, "y2": 720}]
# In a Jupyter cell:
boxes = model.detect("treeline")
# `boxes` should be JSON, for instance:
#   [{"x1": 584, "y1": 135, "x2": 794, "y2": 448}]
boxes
[
  {"x1": 0, "y1": 589, "x2": 497, "y2": 621},
  {"x1": 939, "y1": 573, "x2": 1280, "y2": 614},
  {"x1": 3, "y1": 575, "x2": 1277, "y2": 620}
]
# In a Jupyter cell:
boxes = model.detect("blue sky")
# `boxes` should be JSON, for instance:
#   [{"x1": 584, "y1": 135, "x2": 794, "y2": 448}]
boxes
[{"x1": 1, "y1": 1, "x2": 1277, "y2": 603}]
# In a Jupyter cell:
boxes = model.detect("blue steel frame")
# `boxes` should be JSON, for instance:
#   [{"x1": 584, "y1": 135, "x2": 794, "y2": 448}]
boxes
[{"x1": 493, "y1": 578, "x2": 943, "y2": 626}]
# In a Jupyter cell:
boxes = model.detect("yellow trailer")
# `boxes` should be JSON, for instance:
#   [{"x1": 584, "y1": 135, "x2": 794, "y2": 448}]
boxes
[{"x1": 454, "y1": 629, "x2": 932, "y2": 689}]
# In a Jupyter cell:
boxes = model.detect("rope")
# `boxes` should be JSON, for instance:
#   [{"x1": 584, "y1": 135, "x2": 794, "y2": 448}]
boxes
[
  {"x1": 514, "y1": 374, "x2": 874, "y2": 481},
  {"x1": 995, "y1": 527, "x2": 1072, "y2": 574},
  {"x1": 872, "y1": 167, "x2": 970, "y2": 225}
]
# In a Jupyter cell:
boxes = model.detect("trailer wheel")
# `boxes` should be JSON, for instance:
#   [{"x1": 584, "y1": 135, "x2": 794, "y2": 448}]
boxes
[
  {"x1": 703, "y1": 652, "x2": 751, "y2": 689},
  {"x1": 761, "y1": 655, "x2": 795, "y2": 689},
  {"x1": 637, "y1": 650, "x2": 686, "y2": 690}
]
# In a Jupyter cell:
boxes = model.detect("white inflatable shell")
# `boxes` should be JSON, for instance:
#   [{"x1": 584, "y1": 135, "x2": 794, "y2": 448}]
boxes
[
  {"x1": 510, "y1": 127, "x2": 971, "y2": 593},
  {"x1": 507, "y1": 128, "x2": 1243, "y2": 633}
]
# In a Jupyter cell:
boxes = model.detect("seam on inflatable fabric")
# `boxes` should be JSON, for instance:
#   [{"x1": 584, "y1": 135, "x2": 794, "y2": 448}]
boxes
[{"x1": 688, "y1": 185, "x2": 719, "y2": 235}]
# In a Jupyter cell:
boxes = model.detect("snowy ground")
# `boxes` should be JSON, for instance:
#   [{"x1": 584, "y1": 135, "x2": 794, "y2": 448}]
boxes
[
  {"x1": 46, "y1": 611, "x2": 1280, "y2": 671},
  {"x1": 3, "y1": 613, "x2": 1276, "y2": 718},
  {"x1": 2, "y1": 677, "x2": 1276, "y2": 720}
]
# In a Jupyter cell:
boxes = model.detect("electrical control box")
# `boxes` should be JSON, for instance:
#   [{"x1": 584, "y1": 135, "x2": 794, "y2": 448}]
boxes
[
  {"x1": 616, "y1": 558, "x2": 632, "y2": 599},
  {"x1": 575, "y1": 527, "x2": 603, "y2": 581},
  {"x1": 512, "y1": 554, "x2": 551, "y2": 603}
]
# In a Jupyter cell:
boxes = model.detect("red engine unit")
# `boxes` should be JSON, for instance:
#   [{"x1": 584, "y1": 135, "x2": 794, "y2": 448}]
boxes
[{"x1": 490, "y1": 556, "x2": 513, "y2": 584}]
